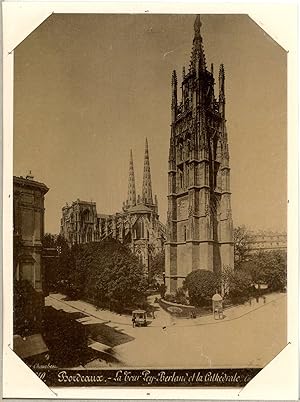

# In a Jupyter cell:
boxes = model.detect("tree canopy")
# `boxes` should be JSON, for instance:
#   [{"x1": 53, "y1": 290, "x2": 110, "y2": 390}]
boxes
[
  {"x1": 183, "y1": 269, "x2": 219, "y2": 306},
  {"x1": 243, "y1": 250, "x2": 287, "y2": 292},
  {"x1": 43, "y1": 236, "x2": 148, "y2": 312},
  {"x1": 233, "y1": 225, "x2": 254, "y2": 268}
]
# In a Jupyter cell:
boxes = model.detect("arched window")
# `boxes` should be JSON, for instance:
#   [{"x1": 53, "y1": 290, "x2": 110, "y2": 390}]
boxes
[
  {"x1": 179, "y1": 144, "x2": 183, "y2": 161},
  {"x1": 137, "y1": 250, "x2": 143, "y2": 265},
  {"x1": 188, "y1": 140, "x2": 191, "y2": 158},
  {"x1": 87, "y1": 228, "x2": 93, "y2": 243},
  {"x1": 178, "y1": 167, "x2": 184, "y2": 189},
  {"x1": 186, "y1": 165, "x2": 189, "y2": 187}
]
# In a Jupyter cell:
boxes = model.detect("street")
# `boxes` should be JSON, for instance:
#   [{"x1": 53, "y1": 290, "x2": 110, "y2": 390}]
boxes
[{"x1": 45, "y1": 293, "x2": 286, "y2": 369}]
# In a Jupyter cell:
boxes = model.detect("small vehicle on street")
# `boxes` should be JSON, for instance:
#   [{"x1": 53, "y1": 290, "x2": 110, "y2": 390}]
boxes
[{"x1": 132, "y1": 309, "x2": 147, "y2": 327}]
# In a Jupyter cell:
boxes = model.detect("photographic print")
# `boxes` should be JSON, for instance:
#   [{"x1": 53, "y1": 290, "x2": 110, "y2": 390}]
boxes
[{"x1": 7, "y1": 9, "x2": 292, "y2": 393}]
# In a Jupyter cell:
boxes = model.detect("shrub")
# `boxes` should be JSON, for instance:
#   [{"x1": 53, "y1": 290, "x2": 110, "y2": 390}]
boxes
[
  {"x1": 183, "y1": 269, "x2": 219, "y2": 307},
  {"x1": 164, "y1": 293, "x2": 176, "y2": 303},
  {"x1": 175, "y1": 287, "x2": 188, "y2": 305}
]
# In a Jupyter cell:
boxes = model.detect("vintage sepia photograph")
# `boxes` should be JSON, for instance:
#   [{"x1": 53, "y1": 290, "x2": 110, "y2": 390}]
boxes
[{"x1": 11, "y1": 12, "x2": 288, "y2": 388}]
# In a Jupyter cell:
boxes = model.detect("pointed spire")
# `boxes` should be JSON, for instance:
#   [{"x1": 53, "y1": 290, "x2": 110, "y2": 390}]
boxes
[
  {"x1": 142, "y1": 138, "x2": 153, "y2": 205},
  {"x1": 171, "y1": 70, "x2": 177, "y2": 102},
  {"x1": 219, "y1": 64, "x2": 225, "y2": 94},
  {"x1": 219, "y1": 64, "x2": 225, "y2": 116},
  {"x1": 190, "y1": 14, "x2": 206, "y2": 72},
  {"x1": 194, "y1": 14, "x2": 202, "y2": 38},
  {"x1": 127, "y1": 149, "x2": 136, "y2": 207},
  {"x1": 171, "y1": 70, "x2": 177, "y2": 122}
]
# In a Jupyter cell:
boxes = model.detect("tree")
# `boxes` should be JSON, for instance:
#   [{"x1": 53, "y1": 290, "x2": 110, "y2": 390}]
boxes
[
  {"x1": 221, "y1": 266, "x2": 252, "y2": 302},
  {"x1": 42, "y1": 233, "x2": 74, "y2": 293},
  {"x1": 68, "y1": 239, "x2": 148, "y2": 312},
  {"x1": 42, "y1": 233, "x2": 57, "y2": 248},
  {"x1": 183, "y1": 269, "x2": 219, "y2": 306},
  {"x1": 264, "y1": 250, "x2": 287, "y2": 291},
  {"x1": 244, "y1": 250, "x2": 287, "y2": 292},
  {"x1": 234, "y1": 225, "x2": 253, "y2": 269}
]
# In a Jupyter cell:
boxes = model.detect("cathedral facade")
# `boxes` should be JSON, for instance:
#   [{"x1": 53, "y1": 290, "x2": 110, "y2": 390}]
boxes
[
  {"x1": 60, "y1": 139, "x2": 166, "y2": 271},
  {"x1": 165, "y1": 16, "x2": 234, "y2": 293}
]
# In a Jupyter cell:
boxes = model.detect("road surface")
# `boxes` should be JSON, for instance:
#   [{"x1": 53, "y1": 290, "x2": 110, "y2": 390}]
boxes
[{"x1": 46, "y1": 293, "x2": 286, "y2": 369}]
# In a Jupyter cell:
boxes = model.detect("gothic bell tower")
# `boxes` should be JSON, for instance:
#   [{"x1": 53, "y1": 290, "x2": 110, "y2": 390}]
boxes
[{"x1": 165, "y1": 15, "x2": 234, "y2": 293}]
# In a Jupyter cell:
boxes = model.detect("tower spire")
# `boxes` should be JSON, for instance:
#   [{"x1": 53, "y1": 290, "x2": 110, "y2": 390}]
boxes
[
  {"x1": 190, "y1": 14, "x2": 206, "y2": 72},
  {"x1": 142, "y1": 138, "x2": 153, "y2": 205},
  {"x1": 127, "y1": 149, "x2": 136, "y2": 207}
]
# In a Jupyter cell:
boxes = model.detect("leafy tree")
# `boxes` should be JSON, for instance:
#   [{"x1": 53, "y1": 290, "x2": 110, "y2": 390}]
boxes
[
  {"x1": 183, "y1": 269, "x2": 220, "y2": 306},
  {"x1": 244, "y1": 250, "x2": 287, "y2": 292},
  {"x1": 43, "y1": 233, "x2": 74, "y2": 293},
  {"x1": 234, "y1": 225, "x2": 253, "y2": 269},
  {"x1": 42, "y1": 233, "x2": 57, "y2": 248},
  {"x1": 264, "y1": 250, "x2": 287, "y2": 291},
  {"x1": 66, "y1": 239, "x2": 148, "y2": 312},
  {"x1": 221, "y1": 266, "x2": 252, "y2": 302}
]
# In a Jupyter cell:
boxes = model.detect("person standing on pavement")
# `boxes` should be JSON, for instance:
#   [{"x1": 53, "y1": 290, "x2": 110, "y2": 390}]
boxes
[{"x1": 132, "y1": 316, "x2": 136, "y2": 327}]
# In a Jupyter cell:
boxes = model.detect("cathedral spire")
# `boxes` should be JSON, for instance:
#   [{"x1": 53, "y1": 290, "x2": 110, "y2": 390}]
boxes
[
  {"x1": 127, "y1": 149, "x2": 136, "y2": 207},
  {"x1": 219, "y1": 64, "x2": 225, "y2": 117},
  {"x1": 190, "y1": 14, "x2": 206, "y2": 72},
  {"x1": 142, "y1": 138, "x2": 153, "y2": 205},
  {"x1": 171, "y1": 70, "x2": 177, "y2": 123}
]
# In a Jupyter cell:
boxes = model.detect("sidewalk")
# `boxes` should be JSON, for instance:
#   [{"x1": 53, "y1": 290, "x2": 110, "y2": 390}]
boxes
[
  {"x1": 46, "y1": 293, "x2": 132, "y2": 326},
  {"x1": 173, "y1": 292, "x2": 286, "y2": 327},
  {"x1": 46, "y1": 291, "x2": 286, "y2": 329}
]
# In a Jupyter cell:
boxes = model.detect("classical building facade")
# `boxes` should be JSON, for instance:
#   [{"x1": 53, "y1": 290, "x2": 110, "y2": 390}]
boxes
[
  {"x1": 165, "y1": 16, "x2": 234, "y2": 293},
  {"x1": 13, "y1": 174, "x2": 49, "y2": 300},
  {"x1": 60, "y1": 139, "x2": 166, "y2": 271},
  {"x1": 13, "y1": 173, "x2": 49, "y2": 356},
  {"x1": 246, "y1": 230, "x2": 287, "y2": 254}
]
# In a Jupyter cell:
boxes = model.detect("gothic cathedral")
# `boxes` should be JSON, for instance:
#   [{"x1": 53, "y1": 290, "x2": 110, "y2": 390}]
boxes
[
  {"x1": 165, "y1": 16, "x2": 234, "y2": 293},
  {"x1": 60, "y1": 139, "x2": 166, "y2": 273}
]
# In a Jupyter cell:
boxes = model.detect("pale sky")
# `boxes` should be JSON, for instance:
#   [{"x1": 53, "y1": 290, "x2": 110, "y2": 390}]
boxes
[{"x1": 14, "y1": 14, "x2": 287, "y2": 234}]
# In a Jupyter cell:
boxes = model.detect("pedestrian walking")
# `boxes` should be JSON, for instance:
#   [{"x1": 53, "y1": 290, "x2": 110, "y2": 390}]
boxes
[{"x1": 132, "y1": 316, "x2": 136, "y2": 328}]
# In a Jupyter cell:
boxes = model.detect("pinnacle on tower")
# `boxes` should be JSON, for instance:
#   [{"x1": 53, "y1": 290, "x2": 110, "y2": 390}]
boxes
[
  {"x1": 142, "y1": 138, "x2": 153, "y2": 205},
  {"x1": 127, "y1": 149, "x2": 136, "y2": 207},
  {"x1": 219, "y1": 64, "x2": 225, "y2": 116},
  {"x1": 171, "y1": 69, "x2": 177, "y2": 102},
  {"x1": 219, "y1": 64, "x2": 225, "y2": 95},
  {"x1": 194, "y1": 14, "x2": 202, "y2": 38}
]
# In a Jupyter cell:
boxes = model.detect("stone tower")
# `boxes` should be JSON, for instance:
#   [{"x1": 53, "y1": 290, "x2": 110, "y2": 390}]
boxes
[{"x1": 165, "y1": 15, "x2": 234, "y2": 293}]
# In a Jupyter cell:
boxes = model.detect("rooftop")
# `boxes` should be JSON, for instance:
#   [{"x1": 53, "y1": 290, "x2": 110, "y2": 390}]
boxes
[{"x1": 13, "y1": 175, "x2": 49, "y2": 194}]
